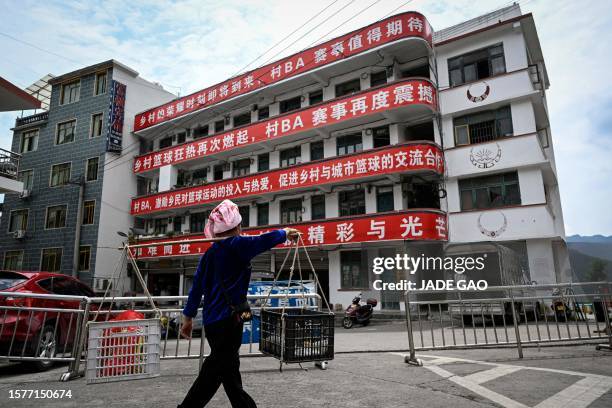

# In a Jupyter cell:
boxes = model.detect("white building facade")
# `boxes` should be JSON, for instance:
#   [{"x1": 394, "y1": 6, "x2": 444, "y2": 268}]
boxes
[{"x1": 128, "y1": 5, "x2": 570, "y2": 310}]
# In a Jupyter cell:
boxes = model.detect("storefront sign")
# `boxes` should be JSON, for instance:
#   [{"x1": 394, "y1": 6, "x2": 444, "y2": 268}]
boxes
[
  {"x1": 133, "y1": 79, "x2": 437, "y2": 174},
  {"x1": 131, "y1": 143, "x2": 444, "y2": 215},
  {"x1": 107, "y1": 80, "x2": 126, "y2": 153},
  {"x1": 131, "y1": 210, "x2": 448, "y2": 259},
  {"x1": 133, "y1": 12, "x2": 432, "y2": 132}
]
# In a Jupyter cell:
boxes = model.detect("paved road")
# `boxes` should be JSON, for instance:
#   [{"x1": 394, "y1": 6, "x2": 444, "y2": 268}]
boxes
[{"x1": 0, "y1": 333, "x2": 611, "y2": 407}]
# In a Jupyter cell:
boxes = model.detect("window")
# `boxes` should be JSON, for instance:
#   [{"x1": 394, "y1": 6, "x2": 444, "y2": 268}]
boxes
[
  {"x1": 41, "y1": 248, "x2": 62, "y2": 272},
  {"x1": 95, "y1": 72, "x2": 107, "y2": 95},
  {"x1": 341, "y1": 251, "x2": 368, "y2": 289},
  {"x1": 213, "y1": 164, "x2": 224, "y2": 181},
  {"x1": 177, "y1": 132, "x2": 186, "y2": 144},
  {"x1": 193, "y1": 125, "x2": 209, "y2": 139},
  {"x1": 173, "y1": 216, "x2": 182, "y2": 232},
  {"x1": 257, "y1": 203, "x2": 269, "y2": 226},
  {"x1": 86, "y1": 157, "x2": 99, "y2": 181},
  {"x1": 3, "y1": 250, "x2": 24, "y2": 270},
  {"x1": 20, "y1": 129, "x2": 38, "y2": 153},
  {"x1": 78, "y1": 246, "x2": 91, "y2": 271},
  {"x1": 50, "y1": 163, "x2": 71, "y2": 186},
  {"x1": 232, "y1": 158, "x2": 251, "y2": 177},
  {"x1": 18, "y1": 170, "x2": 33, "y2": 191},
  {"x1": 258, "y1": 153, "x2": 269, "y2": 172},
  {"x1": 89, "y1": 113, "x2": 103, "y2": 138},
  {"x1": 280, "y1": 146, "x2": 301, "y2": 167},
  {"x1": 402, "y1": 64, "x2": 430, "y2": 79},
  {"x1": 280, "y1": 199, "x2": 302, "y2": 224},
  {"x1": 83, "y1": 200, "x2": 95, "y2": 225},
  {"x1": 253, "y1": 106, "x2": 268, "y2": 121},
  {"x1": 448, "y1": 44, "x2": 506, "y2": 87},
  {"x1": 459, "y1": 172, "x2": 521, "y2": 210},
  {"x1": 372, "y1": 126, "x2": 390, "y2": 148},
  {"x1": 60, "y1": 80, "x2": 80, "y2": 104},
  {"x1": 454, "y1": 106, "x2": 513, "y2": 145},
  {"x1": 153, "y1": 219, "x2": 167, "y2": 235},
  {"x1": 159, "y1": 136, "x2": 173, "y2": 149},
  {"x1": 311, "y1": 195, "x2": 326, "y2": 220},
  {"x1": 370, "y1": 71, "x2": 387, "y2": 87},
  {"x1": 310, "y1": 141, "x2": 324, "y2": 161},
  {"x1": 214, "y1": 120, "x2": 225, "y2": 133},
  {"x1": 190, "y1": 210, "x2": 210, "y2": 233},
  {"x1": 9, "y1": 209, "x2": 28, "y2": 232},
  {"x1": 192, "y1": 167, "x2": 208, "y2": 183},
  {"x1": 335, "y1": 78, "x2": 361, "y2": 97},
  {"x1": 233, "y1": 112, "x2": 251, "y2": 127},
  {"x1": 56, "y1": 120, "x2": 76, "y2": 145},
  {"x1": 279, "y1": 96, "x2": 301, "y2": 114},
  {"x1": 46, "y1": 205, "x2": 67, "y2": 229},
  {"x1": 339, "y1": 189, "x2": 365, "y2": 216},
  {"x1": 376, "y1": 186, "x2": 394, "y2": 212},
  {"x1": 336, "y1": 133, "x2": 363, "y2": 156},
  {"x1": 239, "y1": 206, "x2": 250, "y2": 228},
  {"x1": 309, "y1": 90, "x2": 323, "y2": 105}
]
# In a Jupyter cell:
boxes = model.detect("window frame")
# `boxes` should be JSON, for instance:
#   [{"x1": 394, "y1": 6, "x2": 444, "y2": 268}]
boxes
[
  {"x1": 8, "y1": 209, "x2": 29, "y2": 232},
  {"x1": 78, "y1": 245, "x2": 91, "y2": 271},
  {"x1": 94, "y1": 71, "x2": 107, "y2": 96},
  {"x1": 20, "y1": 128, "x2": 39, "y2": 153},
  {"x1": 340, "y1": 250, "x2": 368, "y2": 289},
  {"x1": 279, "y1": 96, "x2": 302, "y2": 114},
  {"x1": 257, "y1": 203, "x2": 269, "y2": 226},
  {"x1": 90, "y1": 112, "x2": 104, "y2": 138},
  {"x1": 49, "y1": 162, "x2": 72, "y2": 187},
  {"x1": 335, "y1": 78, "x2": 361, "y2": 98},
  {"x1": 308, "y1": 89, "x2": 323, "y2": 105},
  {"x1": 82, "y1": 200, "x2": 96, "y2": 225},
  {"x1": 55, "y1": 119, "x2": 77, "y2": 145},
  {"x1": 448, "y1": 43, "x2": 506, "y2": 87},
  {"x1": 280, "y1": 146, "x2": 302, "y2": 168},
  {"x1": 257, "y1": 153, "x2": 270, "y2": 172},
  {"x1": 370, "y1": 70, "x2": 387, "y2": 87},
  {"x1": 310, "y1": 141, "x2": 324, "y2": 161},
  {"x1": 459, "y1": 171, "x2": 521, "y2": 211},
  {"x1": 338, "y1": 188, "x2": 366, "y2": 217},
  {"x1": 86, "y1": 157, "x2": 99, "y2": 182},
  {"x1": 232, "y1": 158, "x2": 251, "y2": 177},
  {"x1": 18, "y1": 169, "x2": 34, "y2": 191},
  {"x1": 453, "y1": 105, "x2": 513, "y2": 146},
  {"x1": 310, "y1": 195, "x2": 326, "y2": 221},
  {"x1": 60, "y1": 79, "x2": 81, "y2": 105},
  {"x1": 280, "y1": 198, "x2": 303, "y2": 224},
  {"x1": 3, "y1": 250, "x2": 24, "y2": 270},
  {"x1": 376, "y1": 185, "x2": 395, "y2": 213},
  {"x1": 45, "y1": 204, "x2": 68, "y2": 230},
  {"x1": 232, "y1": 111, "x2": 251, "y2": 128},
  {"x1": 40, "y1": 247, "x2": 63, "y2": 272},
  {"x1": 238, "y1": 205, "x2": 250, "y2": 228},
  {"x1": 257, "y1": 106, "x2": 270, "y2": 121},
  {"x1": 336, "y1": 132, "x2": 363, "y2": 156}
]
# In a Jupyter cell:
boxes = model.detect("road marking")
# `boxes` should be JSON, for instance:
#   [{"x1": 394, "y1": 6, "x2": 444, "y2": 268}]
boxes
[
  {"x1": 463, "y1": 365, "x2": 522, "y2": 384},
  {"x1": 534, "y1": 377, "x2": 612, "y2": 408},
  {"x1": 393, "y1": 353, "x2": 612, "y2": 408}
]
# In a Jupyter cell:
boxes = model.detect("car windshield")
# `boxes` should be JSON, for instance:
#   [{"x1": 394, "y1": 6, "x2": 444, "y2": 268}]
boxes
[{"x1": 0, "y1": 271, "x2": 28, "y2": 290}]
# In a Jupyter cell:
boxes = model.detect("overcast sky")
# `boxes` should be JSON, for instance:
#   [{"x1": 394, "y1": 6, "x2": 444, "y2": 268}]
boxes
[{"x1": 1, "y1": 0, "x2": 610, "y2": 236}]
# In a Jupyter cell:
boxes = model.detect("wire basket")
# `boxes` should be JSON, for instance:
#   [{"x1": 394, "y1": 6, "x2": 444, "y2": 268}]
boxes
[
  {"x1": 259, "y1": 309, "x2": 334, "y2": 363},
  {"x1": 86, "y1": 319, "x2": 161, "y2": 384}
]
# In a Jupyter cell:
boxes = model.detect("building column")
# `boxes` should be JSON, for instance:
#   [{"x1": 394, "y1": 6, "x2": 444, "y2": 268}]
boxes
[{"x1": 158, "y1": 165, "x2": 178, "y2": 192}]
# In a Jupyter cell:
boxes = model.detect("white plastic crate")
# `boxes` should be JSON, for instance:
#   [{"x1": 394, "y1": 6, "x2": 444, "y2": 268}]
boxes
[{"x1": 86, "y1": 318, "x2": 161, "y2": 384}]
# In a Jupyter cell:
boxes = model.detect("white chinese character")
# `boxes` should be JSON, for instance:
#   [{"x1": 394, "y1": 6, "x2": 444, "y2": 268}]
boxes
[
  {"x1": 166, "y1": 105, "x2": 174, "y2": 116},
  {"x1": 367, "y1": 220, "x2": 385, "y2": 239},
  {"x1": 309, "y1": 167, "x2": 319, "y2": 182},
  {"x1": 330, "y1": 41, "x2": 344, "y2": 57},
  {"x1": 409, "y1": 149, "x2": 423, "y2": 166},
  {"x1": 143, "y1": 157, "x2": 152, "y2": 169},
  {"x1": 331, "y1": 163, "x2": 343, "y2": 178},
  {"x1": 418, "y1": 84, "x2": 433, "y2": 103},
  {"x1": 336, "y1": 223, "x2": 354, "y2": 242},
  {"x1": 368, "y1": 156, "x2": 380, "y2": 172},
  {"x1": 231, "y1": 80, "x2": 241, "y2": 93},
  {"x1": 157, "y1": 108, "x2": 165, "y2": 119},
  {"x1": 435, "y1": 216, "x2": 447, "y2": 238},
  {"x1": 223, "y1": 133, "x2": 235, "y2": 149},
  {"x1": 401, "y1": 216, "x2": 423, "y2": 238},
  {"x1": 288, "y1": 171, "x2": 298, "y2": 185},
  {"x1": 186, "y1": 145, "x2": 196, "y2": 158},
  {"x1": 176, "y1": 101, "x2": 185, "y2": 112},
  {"x1": 219, "y1": 84, "x2": 229, "y2": 97},
  {"x1": 153, "y1": 154, "x2": 162, "y2": 167},
  {"x1": 236, "y1": 130, "x2": 248, "y2": 145},
  {"x1": 330, "y1": 102, "x2": 348, "y2": 120},
  {"x1": 395, "y1": 151, "x2": 408, "y2": 167},
  {"x1": 197, "y1": 141, "x2": 207, "y2": 155},
  {"x1": 207, "y1": 89, "x2": 217, "y2": 101},
  {"x1": 147, "y1": 112, "x2": 155, "y2": 123},
  {"x1": 381, "y1": 153, "x2": 393, "y2": 169},
  {"x1": 266, "y1": 121, "x2": 279, "y2": 138},
  {"x1": 356, "y1": 159, "x2": 367, "y2": 174},
  {"x1": 163, "y1": 150, "x2": 173, "y2": 164},
  {"x1": 279, "y1": 173, "x2": 289, "y2": 187},
  {"x1": 197, "y1": 94, "x2": 205, "y2": 105},
  {"x1": 386, "y1": 20, "x2": 402, "y2": 37},
  {"x1": 350, "y1": 96, "x2": 367, "y2": 115},
  {"x1": 372, "y1": 90, "x2": 390, "y2": 110},
  {"x1": 393, "y1": 84, "x2": 414, "y2": 104},
  {"x1": 424, "y1": 149, "x2": 436, "y2": 167},
  {"x1": 179, "y1": 244, "x2": 190, "y2": 254},
  {"x1": 314, "y1": 48, "x2": 327, "y2": 63},
  {"x1": 244, "y1": 75, "x2": 254, "y2": 88},
  {"x1": 347, "y1": 34, "x2": 363, "y2": 51},
  {"x1": 271, "y1": 65, "x2": 282, "y2": 79},
  {"x1": 312, "y1": 107, "x2": 328, "y2": 126},
  {"x1": 134, "y1": 159, "x2": 142, "y2": 172},
  {"x1": 343, "y1": 160, "x2": 355, "y2": 176},
  {"x1": 367, "y1": 27, "x2": 382, "y2": 43},
  {"x1": 175, "y1": 148, "x2": 184, "y2": 161},
  {"x1": 308, "y1": 225, "x2": 325, "y2": 245},
  {"x1": 407, "y1": 16, "x2": 423, "y2": 32},
  {"x1": 163, "y1": 245, "x2": 173, "y2": 255},
  {"x1": 260, "y1": 177, "x2": 269, "y2": 190},
  {"x1": 210, "y1": 138, "x2": 221, "y2": 151},
  {"x1": 139, "y1": 116, "x2": 146, "y2": 126}
]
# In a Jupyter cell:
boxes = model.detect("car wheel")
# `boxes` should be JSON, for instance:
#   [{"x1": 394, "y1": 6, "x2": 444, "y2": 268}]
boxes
[{"x1": 30, "y1": 324, "x2": 57, "y2": 371}]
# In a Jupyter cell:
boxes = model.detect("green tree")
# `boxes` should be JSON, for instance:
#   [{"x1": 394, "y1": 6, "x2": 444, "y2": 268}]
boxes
[{"x1": 586, "y1": 259, "x2": 608, "y2": 282}]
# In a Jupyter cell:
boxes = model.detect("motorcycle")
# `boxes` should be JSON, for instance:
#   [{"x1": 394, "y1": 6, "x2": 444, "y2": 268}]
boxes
[
  {"x1": 343, "y1": 293, "x2": 377, "y2": 329},
  {"x1": 551, "y1": 288, "x2": 572, "y2": 322}
]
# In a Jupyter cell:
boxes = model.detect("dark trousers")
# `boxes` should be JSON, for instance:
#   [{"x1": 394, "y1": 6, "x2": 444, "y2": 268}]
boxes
[{"x1": 179, "y1": 317, "x2": 257, "y2": 408}]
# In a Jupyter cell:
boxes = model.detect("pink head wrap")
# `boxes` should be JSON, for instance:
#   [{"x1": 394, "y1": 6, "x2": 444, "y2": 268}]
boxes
[{"x1": 204, "y1": 199, "x2": 243, "y2": 238}]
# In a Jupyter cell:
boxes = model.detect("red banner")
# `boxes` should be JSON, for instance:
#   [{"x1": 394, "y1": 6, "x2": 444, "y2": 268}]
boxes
[
  {"x1": 131, "y1": 210, "x2": 447, "y2": 259},
  {"x1": 131, "y1": 143, "x2": 443, "y2": 215},
  {"x1": 133, "y1": 79, "x2": 436, "y2": 174},
  {"x1": 133, "y1": 12, "x2": 432, "y2": 132}
]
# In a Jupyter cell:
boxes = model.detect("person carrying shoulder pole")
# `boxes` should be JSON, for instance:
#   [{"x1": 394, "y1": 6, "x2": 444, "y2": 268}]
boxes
[{"x1": 178, "y1": 199, "x2": 300, "y2": 408}]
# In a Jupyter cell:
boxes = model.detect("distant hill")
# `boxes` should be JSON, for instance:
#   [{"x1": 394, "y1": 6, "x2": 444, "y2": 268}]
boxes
[
  {"x1": 566, "y1": 235, "x2": 611, "y2": 281},
  {"x1": 567, "y1": 234, "x2": 612, "y2": 243},
  {"x1": 568, "y1": 248, "x2": 611, "y2": 282}
]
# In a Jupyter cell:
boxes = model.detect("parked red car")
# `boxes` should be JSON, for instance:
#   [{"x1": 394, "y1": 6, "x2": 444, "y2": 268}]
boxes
[{"x1": 0, "y1": 270, "x2": 95, "y2": 370}]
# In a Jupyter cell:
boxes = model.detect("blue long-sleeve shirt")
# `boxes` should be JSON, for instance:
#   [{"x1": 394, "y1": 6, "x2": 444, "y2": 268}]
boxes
[{"x1": 183, "y1": 230, "x2": 287, "y2": 326}]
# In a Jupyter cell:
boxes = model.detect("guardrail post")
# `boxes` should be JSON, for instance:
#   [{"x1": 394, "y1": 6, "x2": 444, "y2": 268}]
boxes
[
  {"x1": 60, "y1": 299, "x2": 91, "y2": 381},
  {"x1": 403, "y1": 291, "x2": 422, "y2": 366},
  {"x1": 510, "y1": 296, "x2": 523, "y2": 359}
]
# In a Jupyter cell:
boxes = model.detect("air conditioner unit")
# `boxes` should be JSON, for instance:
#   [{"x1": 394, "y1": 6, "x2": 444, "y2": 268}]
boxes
[
  {"x1": 13, "y1": 230, "x2": 26, "y2": 239},
  {"x1": 20, "y1": 189, "x2": 31, "y2": 199}
]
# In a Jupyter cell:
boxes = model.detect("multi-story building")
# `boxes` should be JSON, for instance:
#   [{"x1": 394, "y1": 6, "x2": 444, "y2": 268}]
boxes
[
  {"x1": 0, "y1": 60, "x2": 174, "y2": 290},
  {"x1": 128, "y1": 5, "x2": 570, "y2": 309}
]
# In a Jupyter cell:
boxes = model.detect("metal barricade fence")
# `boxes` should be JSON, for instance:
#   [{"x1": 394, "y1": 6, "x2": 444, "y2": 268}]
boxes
[{"x1": 402, "y1": 282, "x2": 612, "y2": 365}]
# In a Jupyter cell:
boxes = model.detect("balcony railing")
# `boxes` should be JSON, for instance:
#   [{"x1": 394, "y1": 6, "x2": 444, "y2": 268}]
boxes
[
  {"x1": 0, "y1": 148, "x2": 20, "y2": 180},
  {"x1": 15, "y1": 111, "x2": 48, "y2": 128}
]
